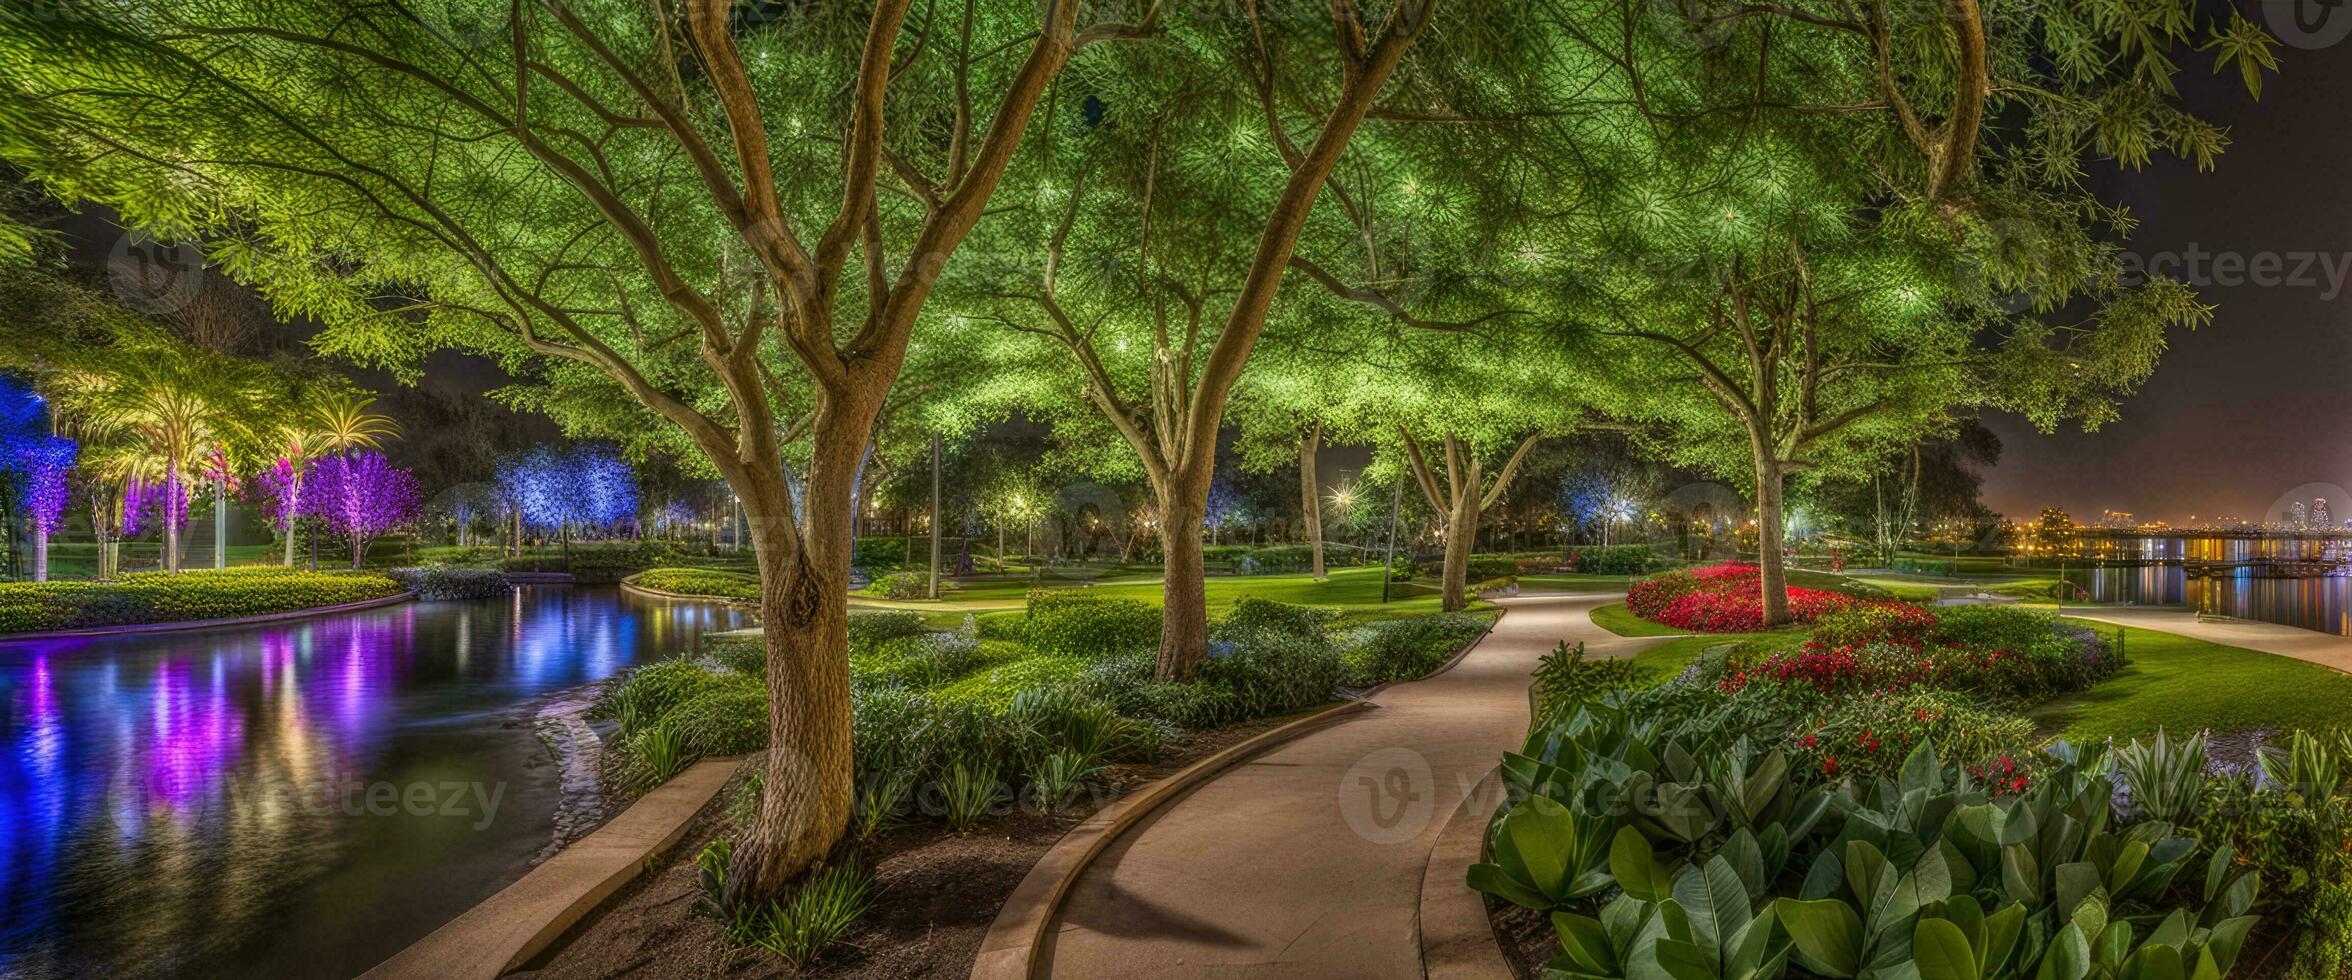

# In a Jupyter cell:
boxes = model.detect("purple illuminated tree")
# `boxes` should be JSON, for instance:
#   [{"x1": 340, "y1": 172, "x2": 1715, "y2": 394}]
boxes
[
  {"x1": 310, "y1": 451, "x2": 420, "y2": 569},
  {"x1": 17, "y1": 436, "x2": 76, "y2": 581}
]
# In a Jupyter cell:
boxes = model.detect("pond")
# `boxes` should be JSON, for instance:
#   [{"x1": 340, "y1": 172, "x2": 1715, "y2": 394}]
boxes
[
  {"x1": 2047, "y1": 536, "x2": 2352, "y2": 636},
  {"x1": 0, "y1": 585, "x2": 748, "y2": 979}
]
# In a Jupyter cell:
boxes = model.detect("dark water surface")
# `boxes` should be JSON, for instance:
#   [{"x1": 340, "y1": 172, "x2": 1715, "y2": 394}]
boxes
[
  {"x1": 0, "y1": 586, "x2": 746, "y2": 978},
  {"x1": 2047, "y1": 536, "x2": 2352, "y2": 636}
]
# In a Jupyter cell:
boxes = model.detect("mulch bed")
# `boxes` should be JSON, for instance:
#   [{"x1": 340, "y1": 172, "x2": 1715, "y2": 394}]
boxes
[
  {"x1": 1490, "y1": 898, "x2": 1552, "y2": 979},
  {"x1": 518, "y1": 711, "x2": 1311, "y2": 978}
]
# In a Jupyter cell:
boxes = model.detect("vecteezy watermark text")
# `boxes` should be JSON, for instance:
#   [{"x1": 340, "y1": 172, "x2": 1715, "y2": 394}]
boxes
[
  {"x1": 136, "y1": 774, "x2": 511, "y2": 830},
  {"x1": 2123, "y1": 244, "x2": 2352, "y2": 300}
]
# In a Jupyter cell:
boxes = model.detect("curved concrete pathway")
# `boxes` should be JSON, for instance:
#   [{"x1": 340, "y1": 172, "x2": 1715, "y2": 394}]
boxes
[
  {"x1": 1035, "y1": 592, "x2": 1676, "y2": 979},
  {"x1": 2065, "y1": 605, "x2": 2352, "y2": 675}
]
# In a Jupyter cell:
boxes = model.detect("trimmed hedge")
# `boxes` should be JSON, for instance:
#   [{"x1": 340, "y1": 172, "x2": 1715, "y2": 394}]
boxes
[
  {"x1": 388, "y1": 564, "x2": 513, "y2": 600},
  {"x1": 634, "y1": 566, "x2": 759, "y2": 601},
  {"x1": 0, "y1": 567, "x2": 407, "y2": 634}
]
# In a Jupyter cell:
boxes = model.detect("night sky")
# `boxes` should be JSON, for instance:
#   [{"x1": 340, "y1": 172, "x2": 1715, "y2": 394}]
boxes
[{"x1": 1978, "y1": 35, "x2": 2352, "y2": 524}]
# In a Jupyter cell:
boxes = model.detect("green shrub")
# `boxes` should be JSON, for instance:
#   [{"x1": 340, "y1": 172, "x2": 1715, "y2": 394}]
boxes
[
  {"x1": 1021, "y1": 590, "x2": 1161, "y2": 658},
  {"x1": 1340, "y1": 612, "x2": 1493, "y2": 685},
  {"x1": 1789, "y1": 687, "x2": 2036, "y2": 783},
  {"x1": 387, "y1": 564, "x2": 513, "y2": 600},
  {"x1": 664, "y1": 674, "x2": 769, "y2": 757},
  {"x1": 592, "y1": 656, "x2": 731, "y2": 734},
  {"x1": 1558, "y1": 544, "x2": 1662, "y2": 575},
  {"x1": 1219, "y1": 598, "x2": 1335, "y2": 643},
  {"x1": 695, "y1": 841, "x2": 872, "y2": 968},
  {"x1": 852, "y1": 537, "x2": 913, "y2": 572},
  {"x1": 850, "y1": 686, "x2": 934, "y2": 835},
  {"x1": 2195, "y1": 773, "x2": 2352, "y2": 977},
  {"x1": 1004, "y1": 686, "x2": 1159, "y2": 766},
  {"x1": 1529, "y1": 641, "x2": 1643, "y2": 723},
  {"x1": 1201, "y1": 544, "x2": 1250, "y2": 565},
  {"x1": 0, "y1": 567, "x2": 406, "y2": 634},
  {"x1": 618, "y1": 724, "x2": 694, "y2": 793},
  {"x1": 707, "y1": 636, "x2": 765, "y2": 676},
  {"x1": 939, "y1": 760, "x2": 1005, "y2": 828},
  {"x1": 864, "y1": 570, "x2": 929, "y2": 599},
  {"x1": 1190, "y1": 639, "x2": 1352, "y2": 726},
  {"x1": 845, "y1": 609, "x2": 928, "y2": 653},
  {"x1": 1418, "y1": 554, "x2": 1518, "y2": 580},
  {"x1": 633, "y1": 567, "x2": 759, "y2": 601}
]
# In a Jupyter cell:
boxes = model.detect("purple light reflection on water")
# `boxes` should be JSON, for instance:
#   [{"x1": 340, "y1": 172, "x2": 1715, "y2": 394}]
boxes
[{"x1": 0, "y1": 585, "x2": 747, "y2": 979}]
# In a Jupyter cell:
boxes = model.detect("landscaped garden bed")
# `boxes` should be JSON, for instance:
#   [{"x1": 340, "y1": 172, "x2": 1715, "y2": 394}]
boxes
[
  {"x1": 1480, "y1": 599, "x2": 2352, "y2": 977},
  {"x1": 0, "y1": 566, "x2": 408, "y2": 634},
  {"x1": 551, "y1": 593, "x2": 1497, "y2": 972}
]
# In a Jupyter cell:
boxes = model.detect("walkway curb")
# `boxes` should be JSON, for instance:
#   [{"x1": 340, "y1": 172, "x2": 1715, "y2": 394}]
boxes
[
  {"x1": 362, "y1": 755, "x2": 744, "y2": 980},
  {"x1": 1419, "y1": 765, "x2": 1514, "y2": 980},
  {"x1": 971, "y1": 699, "x2": 1379, "y2": 980},
  {"x1": 0, "y1": 589, "x2": 416, "y2": 641}
]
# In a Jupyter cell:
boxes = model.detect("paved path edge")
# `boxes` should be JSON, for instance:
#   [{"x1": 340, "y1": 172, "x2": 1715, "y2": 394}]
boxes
[
  {"x1": 1420, "y1": 764, "x2": 1515, "y2": 980},
  {"x1": 363, "y1": 755, "x2": 744, "y2": 980},
  {"x1": 973, "y1": 608, "x2": 1507, "y2": 980},
  {"x1": 971, "y1": 699, "x2": 1380, "y2": 980}
]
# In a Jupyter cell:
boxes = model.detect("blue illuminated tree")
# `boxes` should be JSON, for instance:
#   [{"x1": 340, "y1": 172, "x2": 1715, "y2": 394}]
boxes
[
  {"x1": 0, "y1": 377, "x2": 77, "y2": 580},
  {"x1": 496, "y1": 443, "x2": 638, "y2": 542}
]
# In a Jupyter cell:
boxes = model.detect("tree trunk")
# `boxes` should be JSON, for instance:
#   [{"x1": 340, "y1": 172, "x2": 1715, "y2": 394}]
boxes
[
  {"x1": 730, "y1": 462, "x2": 855, "y2": 902},
  {"x1": 352, "y1": 534, "x2": 367, "y2": 571},
  {"x1": 1156, "y1": 490, "x2": 1210, "y2": 680},
  {"x1": 1754, "y1": 449, "x2": 1791, "y2": 626},
  {"x1": 1300, "y1": 425, "x2": 1325, "y2": 580},
  {"x1": 1439, "y1": 490, "x2": 1478, "y2": 612},
  {"x1": 31, "y1": 528, "x2": 46, "y2": 583},
  {"x1": 214, "y1": 481, "x2": 228, "y2": 570}
]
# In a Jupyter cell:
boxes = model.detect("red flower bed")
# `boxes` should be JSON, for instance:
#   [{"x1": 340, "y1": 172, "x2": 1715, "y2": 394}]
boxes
[{"x1": 1632, "y1": 561, "x2": 1904, "y2": 633}]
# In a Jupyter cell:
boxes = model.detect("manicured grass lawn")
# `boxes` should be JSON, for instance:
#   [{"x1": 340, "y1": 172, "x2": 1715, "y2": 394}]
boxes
[
  {"x1": 1615, "y1": 630, "x2": 1797, "y2": 684},
  {"x1": 1589, "y1": 602, "x2": 1684, "y2": 637},
  {"x1": 2026, "y1": 621, "x2": 2352, "y2": 741}
]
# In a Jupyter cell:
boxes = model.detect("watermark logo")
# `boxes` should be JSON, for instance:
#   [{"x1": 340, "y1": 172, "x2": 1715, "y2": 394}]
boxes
[
  {"x1": 1338, "y1": 746, "x2": 1435, "y2": 844},
  {"x1": 2261, "y1": 0, "x2": 2352, "y2": 50},
  {"x1": 106, "y1": 231, "x2": 206, "y2": 315}
]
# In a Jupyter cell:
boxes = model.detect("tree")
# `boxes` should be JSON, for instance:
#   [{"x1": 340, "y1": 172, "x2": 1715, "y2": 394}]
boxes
[
  {"x1": 57, "y1": 334, "x2": 266, "y2": 572},
  {"x1": 959, "y1": 0, "x2": 1469, "y2": 677},
  {"x1": 1515, "y1": 0, "x2": 2269, "y2": 625},
  {"x1": 0, "y1": 0, "x2": 1167, "y2": 893},
  {"x1": 310, "y1": 450, "x2": 421, "y2": 568},
  {"x1": 0, "y1": 377, "x2": 75, "y2": 581}
]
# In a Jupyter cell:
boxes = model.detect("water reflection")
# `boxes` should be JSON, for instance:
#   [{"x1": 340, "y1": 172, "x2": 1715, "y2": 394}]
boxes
[
  {"x1": 0, "y1": 586, "x2": 746, "y2": 979},
  {"x1": 2057, "y1": 535, "x2": 2352, "y2": 636}
]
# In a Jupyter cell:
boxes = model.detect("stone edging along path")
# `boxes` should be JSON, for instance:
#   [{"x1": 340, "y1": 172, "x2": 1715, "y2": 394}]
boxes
[
  {"x1": 0, "y1": 589, "x2": 418, "y2": 642},
  {"x1": 363, "y1": 755, "x2": 743, "y2": 980}
]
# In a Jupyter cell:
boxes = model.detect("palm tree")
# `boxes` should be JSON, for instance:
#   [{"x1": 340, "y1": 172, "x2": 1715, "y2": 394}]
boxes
[
  {"x1": 315, "y1": 392, "x2": 400, "y2": 454},
  {"x1": 61, "y1": 337, "x2": 263, "y2": 572},
  {"x1": 270, "y1": 390, "x2": 397, "y2": 566}
]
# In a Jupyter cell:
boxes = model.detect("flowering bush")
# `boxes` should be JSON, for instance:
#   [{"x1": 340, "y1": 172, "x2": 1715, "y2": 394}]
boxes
[
  {"x1": 1633, "y1": 561, "x2": 1899, "y2": 633},
  {"x1": 1789, "y1": 688, "x2": 2037, "y2": 785},
  {"x1": 1810, "y1": 602, "x2": 1936, "y2": 649},
  {"x1": 1624, "y1": 570, "x2": 1702, "y2": 619}
]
